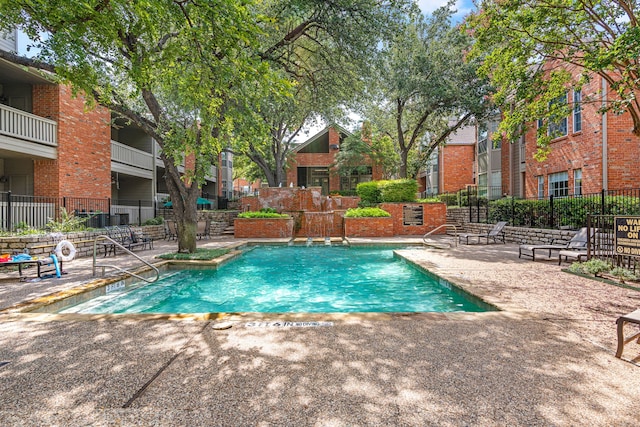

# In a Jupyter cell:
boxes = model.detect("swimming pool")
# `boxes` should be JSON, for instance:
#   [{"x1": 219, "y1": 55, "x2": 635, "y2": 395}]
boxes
[{"x1": 57, "y1": 245, "x2": 495, "y2": 314}]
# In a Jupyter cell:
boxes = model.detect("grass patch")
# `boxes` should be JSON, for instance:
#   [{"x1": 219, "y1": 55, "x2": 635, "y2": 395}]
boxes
[{"x1": 158, "y1": 248, "x2": 230, "y2": 261}]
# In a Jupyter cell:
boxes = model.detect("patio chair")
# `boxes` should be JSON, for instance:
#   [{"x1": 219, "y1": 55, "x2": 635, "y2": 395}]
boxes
[
  {"x1": 165, "y1": 220, "x2": 178, "y2": 240},
  {"x1": 123, "y1": 225, "x2": 154, "y2": 250},
  {"x1": 519, "y1": 227, "x2": 591, "y2": 262},
  {"x1": 458, "y1": 221, "x2": 507, "y2": 245},
  {"x1": 197, "y1": 220, "x2": 210, "y2": 240}
]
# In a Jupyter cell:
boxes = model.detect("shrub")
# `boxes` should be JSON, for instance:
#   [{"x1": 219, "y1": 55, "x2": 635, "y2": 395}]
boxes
[
  {"x1": 46, "y1": 207, "x2": 89, "y2": 232},
  {"x1": 237, "y1": 211, "x2": 289, "y2": 219},
  {"x1": 416, "y1": 197, "x2": 441, "y2": 203},
  {"x1": 568, "y1": 259, "x2": 612, "y2": 276},
  {"x1": 609, "y1": 267, "x2": 638, "y2": 283},
  {"x1": 344, "y1": 207, "x2": 391, "y2": 218},
  {"x1": 379, "y1": 179, "x2": 418, "y2": 202},
  {"x1": 356, "y1": 181, "x2": 382, "y2": 204},
  {"x1": 143, "y1": 216, "x2": 164, "y2": 226}
]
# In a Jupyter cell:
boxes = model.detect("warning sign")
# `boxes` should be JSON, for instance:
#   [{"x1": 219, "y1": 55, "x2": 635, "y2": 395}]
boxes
[{"x1": 615, "y1": 216, "x2": 640, "y2": 257}]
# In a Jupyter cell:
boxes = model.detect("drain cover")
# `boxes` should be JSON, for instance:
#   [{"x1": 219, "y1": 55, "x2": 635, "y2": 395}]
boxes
[{"x1": 211, "y1": 322, "x2": 233, "y2": 330}]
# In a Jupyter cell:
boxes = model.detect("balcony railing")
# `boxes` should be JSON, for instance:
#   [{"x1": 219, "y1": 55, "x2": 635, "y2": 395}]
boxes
[
  {"x1": 111, "y1": 140, "x2": 154, "y2": 170},
  {"x1": 0, "y1": 103, "x2": 57, "y2": 146}
]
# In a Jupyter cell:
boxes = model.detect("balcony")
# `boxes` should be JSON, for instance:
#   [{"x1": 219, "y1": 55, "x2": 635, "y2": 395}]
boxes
[
  {"x1": 0, "y1": 103, "x2": 57, "y2": 147},
  {"x1": 111, "y1": 140, "x2": 154, "y2": 178}
]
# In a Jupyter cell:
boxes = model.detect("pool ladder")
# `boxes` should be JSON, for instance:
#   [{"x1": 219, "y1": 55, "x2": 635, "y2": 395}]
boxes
[
  {"x1": 92, "y1": 235, "x2": 160, "y2": 283},
  {"x1": 422, "y1": 224, "x2": 459, "y2": 248}
]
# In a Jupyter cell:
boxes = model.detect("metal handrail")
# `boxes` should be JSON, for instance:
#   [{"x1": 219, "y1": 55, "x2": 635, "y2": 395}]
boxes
[
  {"x1": 92, "y1": 235, "x2": 160, "y2": 283},
  {"x1": 423, "y1": 224, "x2": 459, "y2": 248}
]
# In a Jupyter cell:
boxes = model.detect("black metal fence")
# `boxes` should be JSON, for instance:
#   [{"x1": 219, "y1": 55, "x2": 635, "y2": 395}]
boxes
[
  {"x1": 465, "y1": 188, "x2": 640, "y2": 230},
  {"x1": 0, "y1": 192, "x2": 157, "y2": 231},
  {"x1": 586, "y1": 215, "x2": 640, "y2": 270}
]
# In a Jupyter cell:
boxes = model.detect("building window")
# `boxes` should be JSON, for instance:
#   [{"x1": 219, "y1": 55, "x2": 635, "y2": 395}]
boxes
[
  {"x1": 573, "y1": 90, "x2": 582, "y2": 133},
  {"x1": 573, "y1": 169, "x2": 582, "y2": 195},
  {"x1": 548, "y1": 93, "x2": 568, "y2": 138},
  {"x1": 537, "y1": 175, "x2": 544, "y2": 199},
  {"x1": 478, "y1": 124, "x2": 488, "y2": 154},
  {"x1": 549, "y1": 171, "x2": 569, "y2": 197},
  {"x1": 538, "y1": 94, "x2": 568, "y2": 139}
]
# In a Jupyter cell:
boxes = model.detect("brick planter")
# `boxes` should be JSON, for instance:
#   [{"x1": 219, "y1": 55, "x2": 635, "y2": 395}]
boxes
[
  {"x1": 380, "y1": 202, "x2": 447, "y2": 235},
  {"x1": 234, "y1": 218, "x2": 294, "y2": 238},
  {"x1": 344, "y1": 217, "x2": 394, "y2": 237}
]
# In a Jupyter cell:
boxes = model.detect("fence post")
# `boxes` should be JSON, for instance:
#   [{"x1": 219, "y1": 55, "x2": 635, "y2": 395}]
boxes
[
  {"x1": 601, "y1": 189, "x2": 606, "y2": 214},
  {"x1": 107, "y1": 198, "x2": 111, "y2": 226},
  {"x1": 138, "y1": 200, "x2": 142, "y2": 226},
  {"x1": 511, "y1": 196, "x2": 515, "y2": 226},
  {"x1": 7, "y1": 191, "x2": 11, "y2": 232},
  {"x1": 549, "y1": 195, "x2": 555, "y2": 229},
  {"x1": 467, "y1": 185, "x2": 472, "y2": 223}
]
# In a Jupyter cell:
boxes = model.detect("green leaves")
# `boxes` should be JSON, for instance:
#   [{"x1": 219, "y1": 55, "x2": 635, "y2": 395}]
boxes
[{"x1": 467, "y1": 0, "x2": 640, "y2": 153}]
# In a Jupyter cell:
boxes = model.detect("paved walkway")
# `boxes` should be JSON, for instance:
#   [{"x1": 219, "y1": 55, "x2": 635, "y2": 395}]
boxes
[{"x1": 0, "y1": 236, "x2": 639, "y2": 426}]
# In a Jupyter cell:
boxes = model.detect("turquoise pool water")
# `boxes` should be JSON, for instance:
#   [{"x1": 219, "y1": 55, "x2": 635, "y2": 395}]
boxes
[{"x1": 59, "y1": 246, "x2": 494, "y2": 314}]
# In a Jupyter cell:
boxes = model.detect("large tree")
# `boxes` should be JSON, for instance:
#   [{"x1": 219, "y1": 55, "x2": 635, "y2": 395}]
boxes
[
  {"x1": 365, "y1": 3, "x2": 491, "y2": 178},
  {"x1": 466, "y1": 0, "x2": 640, "y2": 159},
  {"x1": 233, "y1": 0, "x2": 414, "y2": 187},
  {"x1": 0, "y1": 0, "x2": 284, "y2": 252}
]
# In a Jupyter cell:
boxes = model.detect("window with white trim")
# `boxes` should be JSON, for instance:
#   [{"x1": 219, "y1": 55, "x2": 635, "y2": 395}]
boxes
[
  {"x1": 549, "y1": 171, "x2": 569, "y2": 197},
  {"x1": 548, "y1": 93, "x2": 568, "y2": 138},
  {"x1": 573, "y1": 90, "x2": 582, "y2": 132},
  {"x1": 573, "y1": 169, "x2": 582, "y2": 195},
  {"x1": 537, "y1": 175, "x2": 544, "y2": 199}
]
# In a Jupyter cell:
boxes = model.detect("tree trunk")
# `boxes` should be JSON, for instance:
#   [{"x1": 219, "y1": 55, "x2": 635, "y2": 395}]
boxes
[
  {"x1": 399, "y1": 149, "x2": 408, "y2": 178},
  {"x1": 163, "y1": 156, "x2": 199, "y2": 253}
]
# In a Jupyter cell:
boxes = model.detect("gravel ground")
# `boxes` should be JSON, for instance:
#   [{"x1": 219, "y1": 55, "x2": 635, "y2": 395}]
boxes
[{"x1": 0, "y1": 236, "x2": 639, "y2": 426}]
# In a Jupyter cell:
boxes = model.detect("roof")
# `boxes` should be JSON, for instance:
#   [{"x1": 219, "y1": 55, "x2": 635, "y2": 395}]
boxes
[{"x1": 291, "y1": 124, "x2": 351, "y2": 153}]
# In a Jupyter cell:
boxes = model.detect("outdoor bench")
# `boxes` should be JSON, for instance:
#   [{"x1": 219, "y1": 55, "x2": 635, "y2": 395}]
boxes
[
  {"x1": 615, "y1": 309, "x2": 640, "y2": 359},
  {"x1": 0, "y1": 256, "x2": 63, "y2": 280}
]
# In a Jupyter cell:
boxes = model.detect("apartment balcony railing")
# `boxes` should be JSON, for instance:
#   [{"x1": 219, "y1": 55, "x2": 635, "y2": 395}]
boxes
[
  {"x1": 0, "y1": 103, "x2": 57, "y2": 146},
  {"x1": 111, "y1": 140, "x2": 154, "y2": 170}
]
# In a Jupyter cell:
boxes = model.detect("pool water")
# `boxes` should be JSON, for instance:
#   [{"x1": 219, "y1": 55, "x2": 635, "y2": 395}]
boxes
[{"x1": 60, "y1": 246, "x2": 493, "y2": 314}]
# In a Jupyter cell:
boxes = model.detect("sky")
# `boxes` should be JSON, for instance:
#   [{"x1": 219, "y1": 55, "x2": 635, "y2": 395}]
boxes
[{"x1": 417, "y1": 0, "x2": 476, "y2": 22}]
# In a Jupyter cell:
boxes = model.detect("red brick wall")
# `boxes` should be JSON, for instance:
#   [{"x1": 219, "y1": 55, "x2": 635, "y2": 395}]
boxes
[
  {"x1": 234, "y1": 218, "x2": 294, "y2": 238},
  {"x1": 286, "y1": 127, "x2": 382, "y2": 190},
  {"x1": 524, "y1": 73, "x2": 604, "y2": 196},
  {"x1": 32, "y1": 84, "x2": 111, "y2": 199},
  {"x1": 380, "y1": 203, "x2": 447, "y2": 235},
  {"x1": 296, "y1": 211, "x2": 344, "y2": 237},
  {"x1": 344, "y1": 217, "x2": 394, "y2": 237},
  {"x1": 522, "y1": 68, "x2": 640, "y2": 196},
  {"x1": 441, "y1": 144, "x2": 475, "y2": 193}
]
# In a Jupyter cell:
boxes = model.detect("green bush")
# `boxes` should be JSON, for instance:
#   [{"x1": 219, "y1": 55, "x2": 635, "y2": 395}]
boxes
[
  {"x1": 46, "y1": 207, "x2": 89, "y2": 232},
  {"x1": 568, "y1": 259, "x2": 612, "y2": 276},
  {"x1": 143, "y1": 216, "x2": 164, "y2": 226},
  {"x1": 356, "y1": 179, "x2": 418, "y2": 205},
  {"x1": 344, "y1": 207, "x2": 391, "y2": 218},
  {"x1": 379, "y1": 179, "x2": 418, "y2": 202},
  {"x1": 416, "y1": 197, "x2": 441, "y2": 203},
  {"x1": 237, "y1": 211, "x2": 289, "y2": 219},
  {"x1": 356, "y1": 181, "x2": 382, "y2": 204}
]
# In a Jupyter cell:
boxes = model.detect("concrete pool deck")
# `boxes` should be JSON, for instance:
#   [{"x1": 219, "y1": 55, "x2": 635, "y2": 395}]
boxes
[{"x1": 0, "y1": 235, "x2": 639, "y2": 425}]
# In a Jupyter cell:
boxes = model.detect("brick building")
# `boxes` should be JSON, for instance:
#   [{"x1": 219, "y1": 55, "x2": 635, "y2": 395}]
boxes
[
  {"x1": 1, "y1": 31, "x2": 226, "y2": 226},
  {"x1": 418, "y1": 122, "x2": 476, "y2": 197},
  {"x1": 286, "y1": 125, "x2": 383, "y2": 195},
  {"x1": 492, "y1": 64, "x2": 640, "y2": 199}
]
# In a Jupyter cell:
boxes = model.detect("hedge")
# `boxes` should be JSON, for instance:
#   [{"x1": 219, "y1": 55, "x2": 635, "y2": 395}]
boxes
[{"x1": 344, "y1": 207, "x2": 391, "y2": 218}]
